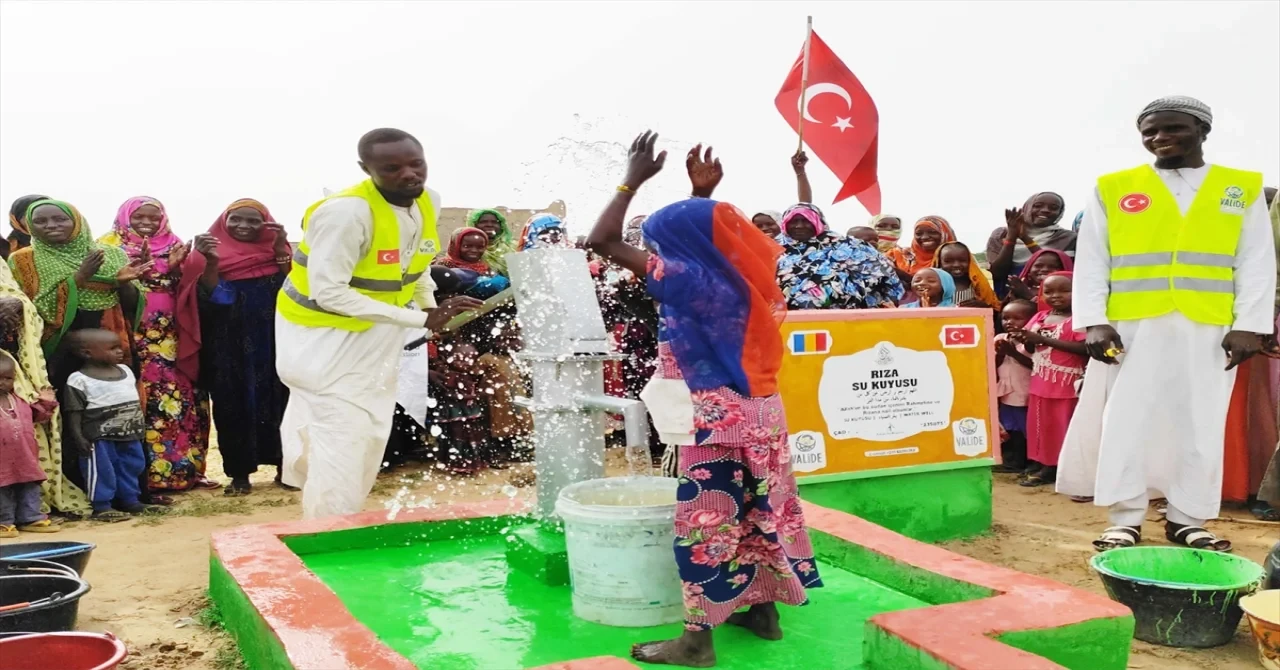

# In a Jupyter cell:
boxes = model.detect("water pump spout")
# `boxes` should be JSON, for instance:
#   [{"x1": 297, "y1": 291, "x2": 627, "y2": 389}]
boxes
[
  {"x1": 576, "y1": 394, "x2": 651, "y2": 476},
  {"x1": 575, "y1": 394, "x2": 646, "y2": 449}
]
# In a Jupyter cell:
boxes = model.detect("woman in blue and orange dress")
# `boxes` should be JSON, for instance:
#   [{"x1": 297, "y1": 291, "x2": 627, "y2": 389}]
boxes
[{"x1": 588, "y1": 133, "x2": 822, "y2": 668}]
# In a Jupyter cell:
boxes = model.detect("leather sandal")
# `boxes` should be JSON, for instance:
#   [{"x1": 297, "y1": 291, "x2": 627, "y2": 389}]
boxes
[{"x1": 1093, "y1": 526, "x2": 1141, "y2": 552}]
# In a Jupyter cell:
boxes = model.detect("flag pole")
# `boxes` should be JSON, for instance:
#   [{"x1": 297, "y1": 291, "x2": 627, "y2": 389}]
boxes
[{"x1": 796, "y1": 15, "x2": 814, "y2": 154}]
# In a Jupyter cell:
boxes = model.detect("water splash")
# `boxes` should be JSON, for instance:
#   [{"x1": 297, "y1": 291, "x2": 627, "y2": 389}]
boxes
[{"x1": 511, "y1": 114, "x2": 693, "y2": 227}]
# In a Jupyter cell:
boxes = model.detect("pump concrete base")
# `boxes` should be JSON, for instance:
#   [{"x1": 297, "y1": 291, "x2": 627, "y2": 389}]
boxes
[{"x1": 506, "y1": 523, "x2": 570, "y2": 586}]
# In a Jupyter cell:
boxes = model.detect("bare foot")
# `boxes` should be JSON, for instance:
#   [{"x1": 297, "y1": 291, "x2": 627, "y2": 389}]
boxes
[
  {"x1": 727, "y1": 603, "x2": 783, "y2": 641},
  {"x1": 631, "y1": 631, "x2": 716, "y2": 668}
]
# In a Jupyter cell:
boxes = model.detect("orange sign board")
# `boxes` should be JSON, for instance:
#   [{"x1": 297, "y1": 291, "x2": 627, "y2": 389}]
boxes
[{"x1": 778, "y1": 308, "x2": 998, "y2": 479}]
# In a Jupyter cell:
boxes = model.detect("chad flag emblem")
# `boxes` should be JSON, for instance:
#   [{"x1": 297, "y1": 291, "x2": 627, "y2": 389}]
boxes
[{"x1": 788, "y1": 330, "x2": 832, "y2": 356}]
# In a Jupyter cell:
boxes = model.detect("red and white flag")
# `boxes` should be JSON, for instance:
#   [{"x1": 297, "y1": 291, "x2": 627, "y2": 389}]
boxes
[
  {"x1": 940, "y1": 324, "x2": 980, "y2": 348},
  {"x1": 775, "y1": 30, "x2": 881, "y2": 215}
]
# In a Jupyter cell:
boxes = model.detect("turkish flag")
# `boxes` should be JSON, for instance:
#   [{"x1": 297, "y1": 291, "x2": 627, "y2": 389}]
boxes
[
  {"x1": 377, "y1": 249, "x2": 400, "y2": 265},
  {"x1": 940, "y1": 325, "x2": 979, "y2": 348},
  {"x1": 775, "y1": 31, "x2": 881, "y2": 214}
]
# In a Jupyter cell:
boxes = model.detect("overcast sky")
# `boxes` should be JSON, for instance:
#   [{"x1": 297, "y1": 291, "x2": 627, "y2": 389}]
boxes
[{"x1": 2, "y1": 1, "x2": 1277, "y2": 244}]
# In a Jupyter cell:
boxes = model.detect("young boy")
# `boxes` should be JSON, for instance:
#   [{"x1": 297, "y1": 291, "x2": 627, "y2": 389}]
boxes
[
  {"x1": 62, "y1": 329, "x2": 149, "y2": 521},
  {"x1": 0, "y1": 354, "x2": 61, "y2": 537}
]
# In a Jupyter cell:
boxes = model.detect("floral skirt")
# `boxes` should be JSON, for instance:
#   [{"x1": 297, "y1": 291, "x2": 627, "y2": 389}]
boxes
[{"x1": 674, "y1": 439, "x2": 822, "y2": 630}]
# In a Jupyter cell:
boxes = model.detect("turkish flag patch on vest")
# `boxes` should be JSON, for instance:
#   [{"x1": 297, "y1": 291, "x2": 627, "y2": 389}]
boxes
[{"x1": 377, "y1": 249, "x2": 400, "y2": 265}]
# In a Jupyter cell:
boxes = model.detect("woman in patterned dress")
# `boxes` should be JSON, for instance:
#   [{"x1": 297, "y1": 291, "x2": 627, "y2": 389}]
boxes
[
  {"x1": 99, "y1": 197, "x2": 214, "y2": 492},
  {"x1": 0, "y1": 258, "x2": 91, "y2": 517},
  {"x1": 588, "y1": 134, "x2": 822, "y2": 668},
  {"x1": 775, "y1": 203, "x2": 903, "y2": 310}
]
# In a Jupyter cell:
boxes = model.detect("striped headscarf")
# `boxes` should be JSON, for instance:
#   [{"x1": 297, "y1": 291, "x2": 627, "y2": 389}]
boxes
[{"x1": 868, "y1": 213, "x2": 902, "y2": 252}]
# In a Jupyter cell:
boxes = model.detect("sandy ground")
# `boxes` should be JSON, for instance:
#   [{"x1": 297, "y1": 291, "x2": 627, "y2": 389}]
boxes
[{"x1": 10, "y1": 450, "x2": 1273, "y2": 670}]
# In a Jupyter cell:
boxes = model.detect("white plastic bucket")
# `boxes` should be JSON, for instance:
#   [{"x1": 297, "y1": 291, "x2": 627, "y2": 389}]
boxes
[{"x1": 555, "y1": 476, "x2": 683, "y2": 627}]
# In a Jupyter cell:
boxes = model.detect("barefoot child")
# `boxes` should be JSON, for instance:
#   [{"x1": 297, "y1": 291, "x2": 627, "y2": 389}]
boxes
[
  {"x1": 1011, "y1": 273, "x2": 1087, "y2": 487},
  {"x1": 588, "y1": 133, "x2": 822, "y2": 668},
  {"x1": 61, "y1": 329, "x2": 150, "y2": 521},
  {"x1": 0, "y1": 353, "x2": 61, "y2": 537},
  {"x1": 992, "y1": 300, "x2": 1036, "y2": 474}
]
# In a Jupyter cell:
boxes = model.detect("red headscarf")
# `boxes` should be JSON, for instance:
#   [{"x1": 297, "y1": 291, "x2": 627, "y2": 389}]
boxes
[
  {"x1": 1018, "y1": 248, "x2": 1074, "y2": 284},
  {"x1": 433, "y1": 227, "x2": 491, "y2": 273},
  {"x1": 175, "y1": 199, "x2": 283, "y2": 384},
  {"x1": 203, "y1": 199, "x2": 283, "y2": 281}
]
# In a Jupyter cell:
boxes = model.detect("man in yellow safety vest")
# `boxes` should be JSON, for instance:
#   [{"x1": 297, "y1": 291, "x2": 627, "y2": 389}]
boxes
[
  {"x1": 275, "y1": 128, "x2": 480, "y2": 519},
  {"x1": 1057, "y1": 96, "x2": 1275, "y2": 554}
]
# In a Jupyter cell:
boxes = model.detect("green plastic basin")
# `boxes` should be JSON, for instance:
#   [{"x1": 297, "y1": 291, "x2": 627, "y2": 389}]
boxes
[{"x1": 1091, "y1": 546, "x2": 1265, "y2": 648}]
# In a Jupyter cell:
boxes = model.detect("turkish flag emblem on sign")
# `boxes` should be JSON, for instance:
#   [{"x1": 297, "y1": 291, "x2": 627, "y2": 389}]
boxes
[
  {"x1": 939, "y1": 324, "x2": 979, "y2": 348},
  {"x1": 775, "y1": 31, "x2": 881, "y2": 214},
  {"x1": 377, "y1": 249, "x2": 400, "y2": 265}
]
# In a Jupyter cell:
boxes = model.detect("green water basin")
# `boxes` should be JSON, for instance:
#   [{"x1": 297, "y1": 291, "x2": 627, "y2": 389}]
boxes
[
  {"x1": 1091, "y1": 547, "x2": 1265, "y2": 648},
  {"x1": 296, "y1": 520, "x2": 928, "y2": 669}
]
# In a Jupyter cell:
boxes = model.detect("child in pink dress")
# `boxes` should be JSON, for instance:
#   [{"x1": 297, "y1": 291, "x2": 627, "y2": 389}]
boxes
[
  {"x1": 0, "y1": 354, "x2": 61, "y2": 537},
  {"x1": 993, "y1": 299, "x2": 1036, "y2": 473},
  {"x1": 1012, "y1": 272, "x2": 1087, "y2": 487}
]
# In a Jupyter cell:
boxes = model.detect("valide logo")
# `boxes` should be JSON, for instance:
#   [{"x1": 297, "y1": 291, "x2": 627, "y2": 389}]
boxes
[
  {"x1": 1220, "y1": 185, "x2": 1246, "y2": 215},
  {"x1": 939, "y1": 324, "x2": 979, "y2": 348}
]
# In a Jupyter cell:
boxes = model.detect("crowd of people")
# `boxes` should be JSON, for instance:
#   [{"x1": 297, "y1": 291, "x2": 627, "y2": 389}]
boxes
[
  {"x1": 0, "y1": 95, "x2": 1277, "y2": 667},
  {"x1": 0, "y1": 99, "x2": 1274, "y2": 558}
]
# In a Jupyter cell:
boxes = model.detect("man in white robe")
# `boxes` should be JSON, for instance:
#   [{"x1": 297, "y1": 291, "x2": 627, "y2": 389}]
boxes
[
  {"x1": 276, "y1": 129, "x2": 478, "y2": 519},
  {"x1": 1058, "y1": 96, "x2": 1275, "y2": 552}
]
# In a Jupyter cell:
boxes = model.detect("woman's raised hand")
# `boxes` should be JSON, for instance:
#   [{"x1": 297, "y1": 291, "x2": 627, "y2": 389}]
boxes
[
  {"x1": 75, "y1": 250, "x2": 105, "y2": 287},
  {"x1": 1004, "y1": 207, "x2": 1024, "y2": 241},
  {"x1": 687, "y1": 144, "x2": 723, "y2": 198},
  {"x1": 193, "y1": 234, "x2": 220, "y2": 261},
  {"x1": 167, "y1": 242, "x2": 191, "y2": 269},
  {"x1": 264, "y1": 223, "x2": 290, "y2": 255},
  {"x1": 791, "y1": 150, "x2": 809, "y2": 175},
  {"x1": 116, "y1": 258, "x2": 153, "y2": 283},
  {"x1": 623, "y1": 130, "x2": 667, "y2": 191}
]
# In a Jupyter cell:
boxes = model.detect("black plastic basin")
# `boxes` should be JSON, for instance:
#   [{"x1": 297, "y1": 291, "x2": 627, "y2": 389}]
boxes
[
  {"x1": 0, "y1": 542, "x2": 95, "y2": 577},
  {"x1": 0, "y1": 575, "x2": 91, "y2": 633}
]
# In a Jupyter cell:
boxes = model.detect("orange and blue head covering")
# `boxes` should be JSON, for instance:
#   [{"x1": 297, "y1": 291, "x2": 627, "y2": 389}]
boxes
[{"x1": 642, "y1": 198, "x2": 785, "y2": 398}]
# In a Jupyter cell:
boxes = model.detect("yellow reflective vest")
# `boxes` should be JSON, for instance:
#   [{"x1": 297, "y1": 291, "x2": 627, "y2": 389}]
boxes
[
  {"x1": 277, "y1": 180, "x2": 441, "y2": 332},
  {"x1": 1099, "y1": 164, "x2": 1261, "y2": 326}
]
